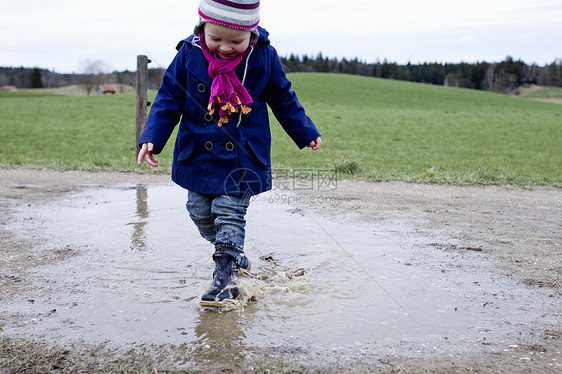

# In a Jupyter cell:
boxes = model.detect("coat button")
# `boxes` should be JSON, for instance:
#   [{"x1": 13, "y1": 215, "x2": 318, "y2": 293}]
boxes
[
  {"x1": 198, "y1": 83, "x2": 206, "y2": 93},
  {"x1": 204, "y1": 113, "x2": 213, "y2": 121},
  {"x1": 205, "y1": 141, "x2": 213, "y2": 150},
  {"x1": 225, "y1": 142, "x2": 235, "y2": 151}
]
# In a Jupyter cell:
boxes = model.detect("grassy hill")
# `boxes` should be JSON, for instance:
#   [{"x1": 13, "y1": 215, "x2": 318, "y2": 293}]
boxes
[
  {"x1": 274, "y1": 73, "x2": 560, "y2": 185},
  {"x1": 1, "y1": 74, "x2": 560, "y2": 186}
]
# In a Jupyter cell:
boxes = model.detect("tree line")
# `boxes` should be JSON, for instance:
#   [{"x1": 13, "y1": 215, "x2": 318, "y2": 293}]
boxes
[
  {"x1": 2, "y1": 55, "x2": 560, "y2": 95},
  {"x1": 0, "y1": 65, "x2": 164, "y2": 94},
  {"x1": 279, "y1": 54, "x2": 562, "y2": 93}
]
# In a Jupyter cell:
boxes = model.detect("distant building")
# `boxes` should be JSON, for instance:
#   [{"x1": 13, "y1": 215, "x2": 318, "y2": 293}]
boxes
[
  {"x1": 1, "y1": 85, "x2": 17, "y2": 92},
  {"x1": 97, "y1": 84, "x2": 117, "y2": 95}
]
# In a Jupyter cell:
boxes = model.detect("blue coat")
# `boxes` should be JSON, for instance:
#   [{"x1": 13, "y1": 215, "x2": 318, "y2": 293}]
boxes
[{"x1": 139, "y1": 26, "x2": 320, "y2": 197}]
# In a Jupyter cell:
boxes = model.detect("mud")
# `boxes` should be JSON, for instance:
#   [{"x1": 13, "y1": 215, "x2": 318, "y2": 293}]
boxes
[{"x1": 0, "y1": 168, "x2": 560, "y2": 373}]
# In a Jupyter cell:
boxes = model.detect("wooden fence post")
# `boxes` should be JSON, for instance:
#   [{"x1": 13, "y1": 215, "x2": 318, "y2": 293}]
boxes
[{"x1": 135, "y1": 55, "x2": 148, "y2": 156}]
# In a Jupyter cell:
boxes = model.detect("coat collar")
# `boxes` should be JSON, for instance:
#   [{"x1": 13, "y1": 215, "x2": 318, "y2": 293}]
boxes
[{"x1": 180, "y1": 35, "x2": 262, "y2": 88}]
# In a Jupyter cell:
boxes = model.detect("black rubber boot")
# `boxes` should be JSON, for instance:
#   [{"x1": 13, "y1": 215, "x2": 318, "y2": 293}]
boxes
[
  {"x1": 201, "y1": 253, "x2": 239, "y2": 303},
  {"x1": 217, "y1": 246, "x2": 251, "y2": 274}
]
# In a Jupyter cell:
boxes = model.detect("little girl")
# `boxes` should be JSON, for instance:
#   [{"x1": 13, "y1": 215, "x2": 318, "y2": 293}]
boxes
[{"x1": 137, "y1": 0, "x2": 321, "y2": 306}]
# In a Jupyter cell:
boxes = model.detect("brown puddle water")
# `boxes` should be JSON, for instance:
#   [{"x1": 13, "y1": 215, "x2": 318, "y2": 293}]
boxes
[{"x1": 4, "y1": 183, "x2": 560, "y2": 364}]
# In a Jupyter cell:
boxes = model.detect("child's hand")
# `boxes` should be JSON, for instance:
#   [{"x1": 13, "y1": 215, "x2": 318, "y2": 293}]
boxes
[
  {"x1": 137, "y1": 142, "x2": 159, "y2": 167},
  {"x1": 308, "y1": 136, "x2": 322, "y2": 150}
]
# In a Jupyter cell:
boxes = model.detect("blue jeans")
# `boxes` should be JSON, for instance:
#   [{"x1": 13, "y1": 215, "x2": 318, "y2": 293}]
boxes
[{"x1": 186, "y1": 191, "x2": 250, "y2": 253}]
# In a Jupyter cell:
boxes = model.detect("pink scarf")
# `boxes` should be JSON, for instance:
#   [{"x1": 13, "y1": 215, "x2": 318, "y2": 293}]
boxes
[{"x1": 200, "y1": 34, "x2": 254, "y2": 126}]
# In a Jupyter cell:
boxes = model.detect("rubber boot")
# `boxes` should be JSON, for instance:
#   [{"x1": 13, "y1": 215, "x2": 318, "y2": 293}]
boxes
[
  {"x1": 201, "y1": 253, "x2": 239, "y2": 303},
  {"x1": 217, "y1": 246, "x2": 251, "y2": 274}
]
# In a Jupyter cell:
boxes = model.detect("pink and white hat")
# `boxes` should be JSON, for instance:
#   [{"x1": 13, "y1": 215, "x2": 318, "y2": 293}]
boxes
[{"x1": 195, "y1": 0, "x2": 260, "y2": 36}]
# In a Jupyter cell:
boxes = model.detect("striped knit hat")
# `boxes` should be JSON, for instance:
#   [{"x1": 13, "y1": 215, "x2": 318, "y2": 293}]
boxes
[{"x1": 195, "y1": 0, "x2": 260, "y2": 37}]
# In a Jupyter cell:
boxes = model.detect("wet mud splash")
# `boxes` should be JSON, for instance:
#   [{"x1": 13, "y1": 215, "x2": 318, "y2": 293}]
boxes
[{"x1": 3, "y1": 183, "x2": 560, "y2": 367}]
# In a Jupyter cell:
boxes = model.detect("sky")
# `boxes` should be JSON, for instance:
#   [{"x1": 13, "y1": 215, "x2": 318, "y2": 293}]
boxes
[{"x1": 1, "y1": 0, "x2": 561, "y2": 74}]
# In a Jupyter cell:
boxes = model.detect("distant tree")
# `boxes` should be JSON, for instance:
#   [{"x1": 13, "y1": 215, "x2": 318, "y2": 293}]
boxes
[
  {"x1": 525, "y1": 63, "x2": 540, "y2": 85},
  {"x1": 355, "y1": 59, "x2": 369, "y2": 76},
  {"x1": 30, "y1": 68, "x2": 43, "y2": 88},
  {"x1": 497, "y1": 56, "x2": 526, "y2": 85},
  {"x1": 315, "y1": 52, "x2": 330, "y2": 73},
  {"x1": 338, "y1": 58, "x2": 348, "y2": 74},
  {"x1": 148, "y1": 68, "x2": 165, "y2": 90},
  {"x1": 496, "y1": 72, "x2": 519, "y2": 93},
  {"x1": 444, "y1": 73, "x2": 460, "y2": 87},
  {"x1": 2, "y1": 67, "x2": 31, "y2": 87},
  {"x1": 431, "y1": 64, "x2": 447, "y2": 85},
  {"x1": 379, "y1": 59, "x2": 395, "y2": 79},
  {"x1": 484, "y1": 64, "x2": 497, "y2": 91},
  {"x1": 0, "y1": 71, "x2": 9, "y2": 86},
  {"x1": 373, "y1": 59, "x2": 382, "y2": 78},
  {"x1": 78, "y1": 59, "x2": 109, "y2": 95},
  {"x1": 115, "y1": 70, "x2": 136, "y2": 91},
  {"x1": 394, "y1": 62, "x2": 413, "y2": 81},
  {"x1": 547, "y1": 59, "x2": 561, "y2": 86},
  {"x1": 469, "y1": 63, "x2": 489, "y2": 90},
  {"x1": 285, "y1": 53, "x2": 295, "y2": 72}
]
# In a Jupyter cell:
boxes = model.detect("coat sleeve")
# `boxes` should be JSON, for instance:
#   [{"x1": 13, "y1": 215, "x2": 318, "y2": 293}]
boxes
[
  {"x1": 138, "y1": 44, "x2": 189, "y2": 154},
  {"x1": 263, "y1": 46, "x2": 320, "y2": 149}
]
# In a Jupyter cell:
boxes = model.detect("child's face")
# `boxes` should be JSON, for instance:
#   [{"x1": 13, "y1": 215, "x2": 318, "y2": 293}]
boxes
[{"x1": 204, "y1": 23, "x2": 251, "y2": 60}]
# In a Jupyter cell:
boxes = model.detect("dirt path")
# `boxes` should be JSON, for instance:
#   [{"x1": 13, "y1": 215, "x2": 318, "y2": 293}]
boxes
[
  {"x1": 0, "y1": 168, "x2": 560, "y2": 373},
  {"x1": 298, "y1": 179, "x2": 561, "y2": 290},
  {"x1": 528, "y1": 98, "x2": 562, "y2": 105}
]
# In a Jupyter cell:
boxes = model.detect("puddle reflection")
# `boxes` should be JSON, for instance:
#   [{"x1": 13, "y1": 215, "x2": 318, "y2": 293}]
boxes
[
  {"x1": 192, "y1": 309, "x2": 248, "y2": 365},
  {"x1": 129, "y1": 186, "x2": 148, "y2": 251}
]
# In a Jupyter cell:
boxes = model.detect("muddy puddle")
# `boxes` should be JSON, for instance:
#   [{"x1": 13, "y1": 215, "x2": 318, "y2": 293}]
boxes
[{"x1": 4, "y1": 183, "x2": 560, "y2": 365}]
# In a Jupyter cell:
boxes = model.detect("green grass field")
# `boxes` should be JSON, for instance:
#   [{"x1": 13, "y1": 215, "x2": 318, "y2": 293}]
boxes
[{"x1": 1, "y1": 74, "x2": 560, "y2": 186}]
